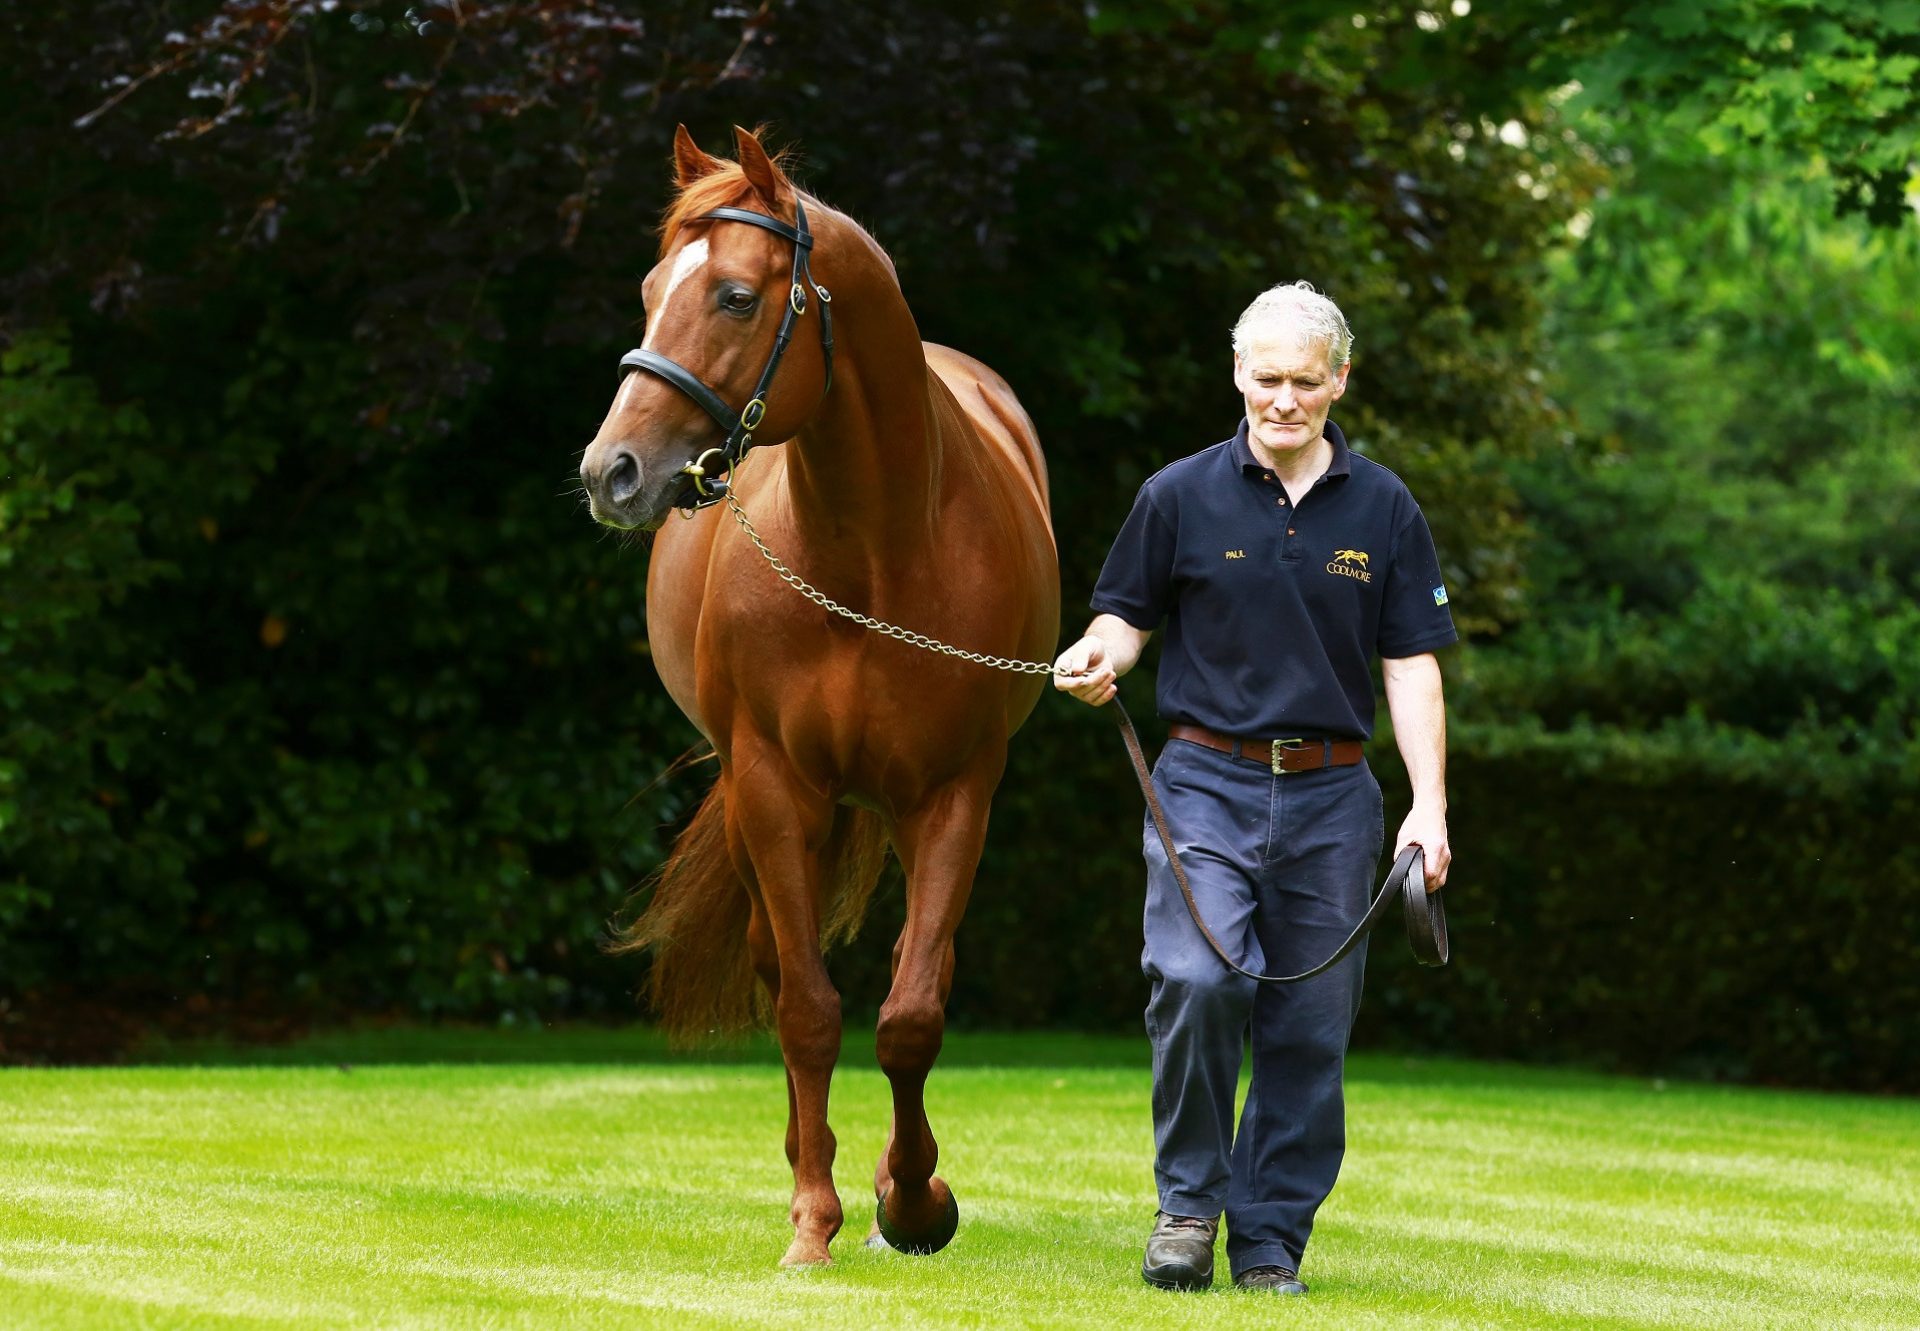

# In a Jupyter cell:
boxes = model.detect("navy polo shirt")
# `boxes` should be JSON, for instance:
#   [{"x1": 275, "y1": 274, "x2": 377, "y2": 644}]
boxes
[{"x1": 1090, "y1": 419, "x2": 1456, "y2": 739}]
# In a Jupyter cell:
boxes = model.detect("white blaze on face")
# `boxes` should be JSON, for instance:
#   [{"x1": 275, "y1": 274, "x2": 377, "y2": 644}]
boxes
[
  {"x1": 640, "y1": 238, "x2": 711, "y2": 352},
  {"x1": 612, "y1": 238, "x2": 712, "y2": 416}
]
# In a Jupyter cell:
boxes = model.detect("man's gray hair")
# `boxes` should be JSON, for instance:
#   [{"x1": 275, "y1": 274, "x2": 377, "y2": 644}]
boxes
[{"x1": 1231, "y1": 281, "x2": 1354, "y2": 368}]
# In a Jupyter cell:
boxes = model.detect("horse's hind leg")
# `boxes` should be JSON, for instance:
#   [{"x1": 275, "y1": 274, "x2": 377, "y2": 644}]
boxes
[
  {"x1": 872, "y1": 770, "x2": 995, "y2": 1255},
  {"x1": 727, "y1": 756, "x2": 844, "y2": 1267}
]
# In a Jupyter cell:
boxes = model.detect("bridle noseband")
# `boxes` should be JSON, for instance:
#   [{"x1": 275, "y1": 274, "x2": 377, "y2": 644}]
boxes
[{"x1": 618, "y1": 199, "x2": 834, "y2": 511}]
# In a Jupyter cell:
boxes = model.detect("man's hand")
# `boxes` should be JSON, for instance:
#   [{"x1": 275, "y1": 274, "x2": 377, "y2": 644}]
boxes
[
  {"x1": 1394, "y1": 803, "x2": 1450, "y2": 892},
  {"x1": 1053, "y1": 616, "x2": 1151, "y2": 707},
  {"x1": 1053, "y1": 634, "x2": 1118, "y2": 706}
]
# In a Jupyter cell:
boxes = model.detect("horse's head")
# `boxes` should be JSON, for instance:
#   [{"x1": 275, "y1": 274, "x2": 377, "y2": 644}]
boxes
[{"x1": 581, "y1": 125, "x2": 832, "y2": 531}]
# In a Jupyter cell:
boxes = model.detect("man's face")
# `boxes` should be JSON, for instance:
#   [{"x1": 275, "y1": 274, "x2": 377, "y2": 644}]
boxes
[{"x1": 1232, "y1": 327, "x2": 1349, "y2": 460}]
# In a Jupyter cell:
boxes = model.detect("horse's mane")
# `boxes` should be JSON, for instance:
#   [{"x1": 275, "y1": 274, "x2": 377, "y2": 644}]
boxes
[
  {"x1": 656, "y1": 149, "x2": 900, "y2": 287},
  {"x1": 658, "y1": 153, "x2": 797, "y2": 257}
]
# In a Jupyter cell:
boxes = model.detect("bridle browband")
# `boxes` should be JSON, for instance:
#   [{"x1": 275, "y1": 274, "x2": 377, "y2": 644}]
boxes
[{"x1": 617, "y1": 199, "x2": 834, "y2": 511}]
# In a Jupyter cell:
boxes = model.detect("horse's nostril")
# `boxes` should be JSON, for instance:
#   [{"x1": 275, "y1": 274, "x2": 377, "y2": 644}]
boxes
[{"x1": 607, "y1": 451, "x2": 641, "y2": 504}]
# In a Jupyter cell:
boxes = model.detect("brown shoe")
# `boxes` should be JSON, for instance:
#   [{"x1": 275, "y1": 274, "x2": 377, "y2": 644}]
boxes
[
  {"x1": 1141, "y1": 1211, "x2": 1218, "y2": 1290},
  {"x1": 1235, "y1": 1264, "x2": 1308, "y2": 1295}
]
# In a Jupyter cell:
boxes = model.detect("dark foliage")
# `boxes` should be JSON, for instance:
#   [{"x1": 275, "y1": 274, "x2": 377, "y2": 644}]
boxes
[{"x1": 4, "y1": 1, "x2": 1914, "y2": 1087}]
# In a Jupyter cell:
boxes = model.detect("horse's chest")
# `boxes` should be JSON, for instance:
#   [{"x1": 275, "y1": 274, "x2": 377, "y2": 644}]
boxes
[{"x1": 705, "y1": 571, "x2": 995, "y2": 774}]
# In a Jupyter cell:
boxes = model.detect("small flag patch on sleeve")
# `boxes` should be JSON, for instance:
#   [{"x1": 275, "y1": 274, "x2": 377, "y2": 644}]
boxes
[{"x1": 1433, "y1": 586, "x2": 1449, "y2": 606}]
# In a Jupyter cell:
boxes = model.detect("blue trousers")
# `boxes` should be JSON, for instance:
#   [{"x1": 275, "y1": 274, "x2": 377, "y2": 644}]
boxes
[{"x1": 1141, "y1": 737, "x2": 1384, "y2": 1278}]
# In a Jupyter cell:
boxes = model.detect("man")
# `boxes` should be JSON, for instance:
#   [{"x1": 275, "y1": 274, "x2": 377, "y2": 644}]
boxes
[{"x1": 1052, "y1": 281, "x2": 1455, "y2": 1295}]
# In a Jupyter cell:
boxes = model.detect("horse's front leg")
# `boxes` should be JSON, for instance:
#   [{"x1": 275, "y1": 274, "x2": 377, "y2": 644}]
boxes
[
  {"x1": 726, "y1": 751, "x2": 844, "y2": 1267},
  {"x1": 872, "y1": 766, "x2": 997, "y2": 1255}
]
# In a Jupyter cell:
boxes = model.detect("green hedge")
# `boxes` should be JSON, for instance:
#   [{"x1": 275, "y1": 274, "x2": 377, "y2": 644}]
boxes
[
  {"x1": 1360, "y1": 725, "x2": 1920, "y2": 1091},
  {"x1": 6, "y1": 320, "x2": 1917, "y2": 1089},
  {"x1": 871, "y1": 704, "x2": 1920, "y2": 1093},
  {"x1": 0, "y1": 330, "x2": 693, "y2": 1027}
]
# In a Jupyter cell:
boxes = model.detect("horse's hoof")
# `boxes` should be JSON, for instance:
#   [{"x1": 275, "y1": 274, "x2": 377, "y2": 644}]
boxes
[
  {"x1": 779, "y1": 1238, "x2": 833, "y2": 1268},
  {"x1": 863, "y1": 1232, "x2": 892, "y2": 1252},
  {"x1": 875, "y1": 1181, "x2": 959, "y2": 1256}
]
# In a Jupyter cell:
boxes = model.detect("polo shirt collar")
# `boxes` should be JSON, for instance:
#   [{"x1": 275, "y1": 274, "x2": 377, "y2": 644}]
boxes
[{"x1": 1231, "y1": 417, "x2": 1352, "y2": 480}]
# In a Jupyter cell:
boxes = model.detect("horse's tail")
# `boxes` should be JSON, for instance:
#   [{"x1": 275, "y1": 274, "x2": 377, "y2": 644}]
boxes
[{"x1": 609, "y1": 775, "x2": 891, "y2": 1042}]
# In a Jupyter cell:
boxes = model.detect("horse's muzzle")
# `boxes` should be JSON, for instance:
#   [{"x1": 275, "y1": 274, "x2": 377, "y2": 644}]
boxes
[{"x1": 583, "y1": 447, "x2": 678, "y2": 531}]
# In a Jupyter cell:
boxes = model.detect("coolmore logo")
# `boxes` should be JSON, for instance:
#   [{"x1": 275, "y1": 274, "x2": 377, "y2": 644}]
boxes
[{"x1": 1326, "y1": 548, "x2": 1372, "y2": 583}]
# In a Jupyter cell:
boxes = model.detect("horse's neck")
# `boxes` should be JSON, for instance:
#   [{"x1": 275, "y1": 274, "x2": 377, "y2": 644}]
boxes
[{"x1": 784, "y1": 256, "x2": 943, "y2": 548}]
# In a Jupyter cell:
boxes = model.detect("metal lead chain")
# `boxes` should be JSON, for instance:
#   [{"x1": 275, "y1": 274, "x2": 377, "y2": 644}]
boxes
[{"x1": 721, "y1": 486, "x2": 1057, "y2": 676}]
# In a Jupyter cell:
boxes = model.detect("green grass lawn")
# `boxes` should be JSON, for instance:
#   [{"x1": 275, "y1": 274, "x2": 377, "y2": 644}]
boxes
[{"x1": 2, "y1": 1027, "x2": 1916, "y2": 1330}]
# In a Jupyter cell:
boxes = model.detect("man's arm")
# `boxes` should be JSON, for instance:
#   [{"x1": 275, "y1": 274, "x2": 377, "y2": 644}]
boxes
[
  {"x1": 1382, "y1": 651, "x2": 1450, "y2": 890},
  {"x1": 1052, "y1": 614, "x2": 1152, "y2": 706}
]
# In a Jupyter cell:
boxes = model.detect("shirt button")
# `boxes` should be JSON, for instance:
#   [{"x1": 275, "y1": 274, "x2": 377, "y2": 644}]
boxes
[{"x1": 1287, "y1": 528, "x2": 1296, "y2": 535}]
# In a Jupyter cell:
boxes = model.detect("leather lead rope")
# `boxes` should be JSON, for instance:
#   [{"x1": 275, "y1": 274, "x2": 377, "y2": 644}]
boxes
[{"x1": 1110, "y1": 697, "x2": 1449, "y2": 984}]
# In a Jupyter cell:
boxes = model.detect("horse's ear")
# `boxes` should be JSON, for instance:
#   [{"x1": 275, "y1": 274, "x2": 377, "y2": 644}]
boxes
[
  {"x1": 733, "y1": 125, "x2": 794, "y2": 210},
  {"x1": 673, "y1": 124, "x2": 724, "y2": 187}
]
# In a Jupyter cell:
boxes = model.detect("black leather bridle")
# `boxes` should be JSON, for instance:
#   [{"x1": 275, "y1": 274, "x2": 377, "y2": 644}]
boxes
[{"x1": 618, "y1": 199, "x2": 834, "y2": 511}]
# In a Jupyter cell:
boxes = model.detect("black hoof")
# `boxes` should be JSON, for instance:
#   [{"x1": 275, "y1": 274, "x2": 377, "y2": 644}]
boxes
[{"x1": 875, "y1": 1184, "x2": 959, "y2": 1256}]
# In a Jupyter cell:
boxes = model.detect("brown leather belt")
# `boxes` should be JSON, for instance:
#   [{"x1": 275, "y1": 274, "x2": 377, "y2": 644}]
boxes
[{"x1": 1167, "y1": 724, "x2": 1364, "y2": 775}]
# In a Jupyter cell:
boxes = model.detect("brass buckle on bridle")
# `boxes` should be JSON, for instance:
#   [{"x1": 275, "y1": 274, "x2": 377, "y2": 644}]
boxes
[{"x1": 675, "y1": 445, "x2": 735, "y2": 516}]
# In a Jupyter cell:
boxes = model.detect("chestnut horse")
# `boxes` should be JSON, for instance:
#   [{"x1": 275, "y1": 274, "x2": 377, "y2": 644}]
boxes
[{"x1": 578, "y1": 126, "x2": 1059, "y2": 1267}]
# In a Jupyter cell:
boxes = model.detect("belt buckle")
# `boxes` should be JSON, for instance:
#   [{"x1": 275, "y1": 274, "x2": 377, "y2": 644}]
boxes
[{"x1": 1270, "y1": 738, "x2": 1307, "y2": 776}]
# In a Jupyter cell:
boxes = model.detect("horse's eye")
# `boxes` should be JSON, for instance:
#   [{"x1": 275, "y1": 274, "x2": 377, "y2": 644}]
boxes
[{"x1": 722, "y1": 289, "x2": 758, "y2": 314}]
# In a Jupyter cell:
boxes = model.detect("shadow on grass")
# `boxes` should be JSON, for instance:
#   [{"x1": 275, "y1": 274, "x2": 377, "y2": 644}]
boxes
[
  {"x1": 126, "y1": 1022, "x2": 1157, "y2": 1071},
  {"x1": 124, "y1": 1021, "x2": 1880, "y2": 1110},
  {"x1": 124, "y1": 1022, "x2": 1690, "y2": 1100}
]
